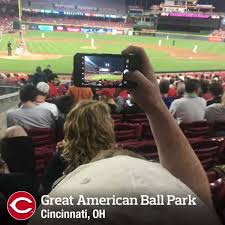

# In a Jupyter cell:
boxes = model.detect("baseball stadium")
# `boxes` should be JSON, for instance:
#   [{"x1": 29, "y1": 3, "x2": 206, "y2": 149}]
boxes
[{"x1": 2, "y1": 0, "x2": 225, "y2": 225}]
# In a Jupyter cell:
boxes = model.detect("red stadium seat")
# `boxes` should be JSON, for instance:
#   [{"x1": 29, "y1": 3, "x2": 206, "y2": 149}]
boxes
[
  {"x1": 118, "y1": 140, "x2": 158, "y2": 160},
  {"x1": 140, "y1": 122, "x2": 154, "y2": 139},
  {"x1": 180, "y1": 121, "x2": 212, "y2": 137},
  {"x1": 26, "y1": 128, "x2": 57, "y2": 181}
]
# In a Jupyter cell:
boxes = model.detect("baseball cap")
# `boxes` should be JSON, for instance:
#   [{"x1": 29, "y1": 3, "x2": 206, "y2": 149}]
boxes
[
  {"x1": 37, "y1": 82, "x2": 49, "y2": 94},
  {"x1": 96, "y1": 88, "x2": 114, "y2": 98}
]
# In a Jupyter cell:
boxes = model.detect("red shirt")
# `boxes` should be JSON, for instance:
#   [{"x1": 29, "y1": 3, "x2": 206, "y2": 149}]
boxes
[
  {"x1": 48, "y1": 82, "x2": 59, "y2": 98},
  {"x1": 168, "y1": 87, "x2": 176, "y2": 98}
]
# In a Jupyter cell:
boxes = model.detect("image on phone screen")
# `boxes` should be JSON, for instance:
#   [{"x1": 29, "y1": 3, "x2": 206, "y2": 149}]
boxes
[{"x1": 83, "y1": 55, "x2": 129, "y2": 87}]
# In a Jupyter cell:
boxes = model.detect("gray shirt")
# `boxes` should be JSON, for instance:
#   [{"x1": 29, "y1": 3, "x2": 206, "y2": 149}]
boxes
[
  {"x1": 205, "y1": 103, "x2": 225, "y2": 123},
  {"x1": 170, "y1": 94, "x2": 206, "y2": 124},
  {"x1": 7, "y1": 105, "x2": 55, "y2": 129}
]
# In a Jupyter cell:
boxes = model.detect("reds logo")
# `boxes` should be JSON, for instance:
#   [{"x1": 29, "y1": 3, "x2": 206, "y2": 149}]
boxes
[{"x1": 7, "y1": 191, "x2": 36, "y2": 220}]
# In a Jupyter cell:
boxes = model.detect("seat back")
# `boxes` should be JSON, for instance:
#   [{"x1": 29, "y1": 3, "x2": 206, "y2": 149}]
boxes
[
  {"x1": 26, "y1": 128, "x2": 57, "y2": 180},
  {"x1": 180, "y1": 121, "x2": 211, "y2": 137},
  {"x1": 119, "y1": 140, "x2": 158, "y2": 160},
  {"x1": 213, "y1": 121, "x2": 225, "y2": 134},
  {"x1": 140, "y1": 123, "x2": 154, "y2": 139},
  {"x1": 115, "y1": 123, "x2": 141, "y2": 141},
  {"x1": 1, "y1": 137, "x2": 36, "y2": 175},
  {"x1": 191, "y1": 140, "x2": 220, "y2": 170}
]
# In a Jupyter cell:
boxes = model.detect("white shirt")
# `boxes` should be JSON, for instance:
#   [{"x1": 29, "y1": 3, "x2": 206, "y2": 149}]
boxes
[
  {"x1": 205, "y1": 103, "x2": 225, "y2": 123},
  {"x1": 36, "y1": 102, "x2": 59, "y2": 119},
  {"x1": 170, "y1": 94, "x2": 206, "y2": 124}
]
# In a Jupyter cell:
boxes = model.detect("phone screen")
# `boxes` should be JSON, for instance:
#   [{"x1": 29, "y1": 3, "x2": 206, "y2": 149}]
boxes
[{"x1": 82, "y1": 55, "x2": 129, "y2": 87}]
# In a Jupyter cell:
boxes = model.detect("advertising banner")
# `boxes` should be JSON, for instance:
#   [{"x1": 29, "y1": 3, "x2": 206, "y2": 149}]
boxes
[
  {"x1": 67, "y1": 27, "x2": 81, "y2": 32},
  {"x1": 38, "y1": 25, "x2": 54, "y2": 31},
  {"x1": 56, "y1": 26, "x2": 65, "y2": 31}
]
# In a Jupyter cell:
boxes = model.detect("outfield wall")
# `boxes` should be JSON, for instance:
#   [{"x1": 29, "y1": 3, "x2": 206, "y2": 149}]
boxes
[
  {"x1": 21, "y1": 22, "x2": 225, "y2": 43},
  {"x1": 133, "y1": 31, "x2": 225, "y2": 43},
  {"x1": 21, "y1": 22, "x2": 130, "y2": 35}
]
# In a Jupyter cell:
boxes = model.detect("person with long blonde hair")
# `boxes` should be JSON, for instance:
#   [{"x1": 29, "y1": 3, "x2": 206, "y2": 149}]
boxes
[{"x1": 62, "y1": 100, "x2": 116, "y2": 174}]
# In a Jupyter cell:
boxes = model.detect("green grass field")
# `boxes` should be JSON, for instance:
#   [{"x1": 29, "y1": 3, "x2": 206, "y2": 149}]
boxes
[
  {"x1": 87, "y1": 74, "x2": 123, "y2": 81},
  {"x1": 1, "y1": 30, "x2": 225, "y2": 74}
]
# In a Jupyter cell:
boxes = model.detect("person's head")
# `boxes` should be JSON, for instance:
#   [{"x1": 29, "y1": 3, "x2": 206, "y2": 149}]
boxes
[
  {"x1": 19, "y1": 84, "x2": 38, "y2": 103},
  {"x1": 48, "y1": 74, "x2": 59, "y2": 85},
  {"x1": 176, "y1": 81, "x2": 185, "y2": 97},
  {"x1": 36, "y1": 82, "x2": 49, "y2": 97},
  {"x1": 159, "y1": 80, "x2": 170, "y2": 95},
  {"x1": 209, "y1": 82, "x2": 223, "y2": 98},
  {"x1": 169, "y1": 78, "x2": 175, "y2": 86},
  {"x1": 200, "y1": 80, "x2": 210, "y2": 94},
  {"x1": 63, "y1": 100, "x2": 115, "y2": 174},
  {"x1": 185, "y1": 79, "x2": 200, "y2": 94},
  {"x1": 97, "y1": 89, "x2": 114, "y2": 103},
  {"x1": 36, "y1": 66, "x2": 42, "y2": 73},
  {"x1": 53, "y1": 95, "x2": 75, "y2": 115}
]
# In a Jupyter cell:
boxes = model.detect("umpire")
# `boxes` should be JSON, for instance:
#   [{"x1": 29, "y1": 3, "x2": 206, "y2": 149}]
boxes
[{"x1": 7, "y1": 41, "x2": 12, "y2": 56}]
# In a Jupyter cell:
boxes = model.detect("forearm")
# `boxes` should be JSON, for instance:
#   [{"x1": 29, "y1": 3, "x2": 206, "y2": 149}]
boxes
[{"x1": 146, "y1": 102, "x2": 213, "y2": 209}]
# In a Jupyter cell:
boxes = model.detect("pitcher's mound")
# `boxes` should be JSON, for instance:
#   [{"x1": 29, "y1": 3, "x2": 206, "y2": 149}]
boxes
[{"x1": 0, "y1": 51, "x2": 63, "y2": 60}]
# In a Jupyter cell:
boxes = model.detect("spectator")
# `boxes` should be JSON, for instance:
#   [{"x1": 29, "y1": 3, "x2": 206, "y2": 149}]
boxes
[
  {"x1": 53, "y1": 95, "x2": 75, "y2": 120},
  {"x1": 207, "y1": 82, "x2": 224, "y2": 106},
  {"x1": 29, "y1": 47, "x2": 219, "y2": 225},
  {"x1": 43, "y1": 64, "x2": 53, "y2": 78},
  {"x1": 175, "y1": 81, "x2": 185, "y2": 99},
  {"x1": 168, "y1": 78, "x2": 176, "y2": 97},
  {"x1": 63, "y1": 100, "x2": 116, "y2": 174},
  {"x1": 159, "y1": 79, "x2": 173, "y2": 108},
  {"x1": 122, "y1": 94, "x2": 144, "y2": 114},
  {"x1": 200, "y1": 80, "x2": 212, "y2": 101},
  {"x1": 32, "y1": 66, "x2": 46, "y2": 86},
  {"x1": 66, "y1": 84, "x2": 93, "y2": 103},
  {"x1": 0, "y1": 126, "x2": 37, "y2": 200},
  {"x1": 41, "y1": 100, "x2": 116, "y2": 193},
  {"x1": 205, "y1": 92, "x2": 225, "y2": 123},
  {"x1": 170, "y1": 79, "x2": 206, "y2": 123},
  {"x1": 36, "y1": 82, "x2": 59, "y2": 119},
  {"x1": 57, "y1": 81, "x2": 67, "y2": 96},
  {"x1": 48, "y1": 74, "x2": 60, "y2": 99},
  {"x1": 7, "y1": 84, "x2": 55, "y2": 129},
  {"x1": 97, "y1": 89, "x2": 120, "y2": 114}
]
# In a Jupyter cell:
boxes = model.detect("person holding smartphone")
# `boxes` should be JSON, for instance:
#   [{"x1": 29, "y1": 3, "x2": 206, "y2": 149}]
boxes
[{"x1": 29, "y1": 46, "x2": 220, "y2": 225}]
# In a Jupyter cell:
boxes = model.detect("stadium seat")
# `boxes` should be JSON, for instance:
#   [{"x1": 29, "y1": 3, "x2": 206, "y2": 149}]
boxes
[
  {"x1": 118, "y1": 140, "x2": 158, "y2": 160},
  {"x1": 180, "y1": 121, "x2": 212, "y2": 138},
  {"x1": 112, "y1": 114, "x2": 123, "y2": 122},
  {"x1": 140, "y1": 122, "x2": 154, "y2": 139},
  {"x1": 212, "y1": 121, "x2": 225, "y2": 136},
  {"x1": 26, "y1": 128, "x2": 57, "y2": 181}
]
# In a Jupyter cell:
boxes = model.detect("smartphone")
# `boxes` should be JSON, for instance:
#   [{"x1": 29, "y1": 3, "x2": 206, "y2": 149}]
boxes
[{"x1": 73, "y1": 53, "x2": 138, "y2": 88}]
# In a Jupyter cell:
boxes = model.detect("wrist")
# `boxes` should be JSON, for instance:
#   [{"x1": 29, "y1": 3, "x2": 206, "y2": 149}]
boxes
[{"x1": 145, "y1": 98, "x2": 167, "y2": 117}]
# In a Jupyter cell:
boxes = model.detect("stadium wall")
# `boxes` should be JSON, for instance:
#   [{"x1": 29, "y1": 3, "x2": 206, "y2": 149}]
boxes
[{"x1": 21, "y1": 22, "x2": 130, "y2": 35}]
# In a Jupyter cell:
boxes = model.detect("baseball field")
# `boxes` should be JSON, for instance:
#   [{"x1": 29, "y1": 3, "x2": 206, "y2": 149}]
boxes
[{"x1": 1, "y1": 30, "x2": 225, "y2": 74}]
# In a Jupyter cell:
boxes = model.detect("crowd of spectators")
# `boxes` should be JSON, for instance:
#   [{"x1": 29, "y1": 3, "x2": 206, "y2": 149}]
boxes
[
  {"x1": 211, "y1": 29, "x2": 225, "y2": 38},
  {"x1": 0, "y1": 16, "x2": 14, "y2": 32},
  {"x1": 157, "y1": 75, "x2": 225, "y2": 124},
  {"x1": 23, "y1": 16, "x2": 133, "y2": 29},
  {"x1": 1, "y1": 48, "x2": 225, "y2": 224},
  {"x1": 22, "y1": 0, "x2": 127, "y2": 15}
]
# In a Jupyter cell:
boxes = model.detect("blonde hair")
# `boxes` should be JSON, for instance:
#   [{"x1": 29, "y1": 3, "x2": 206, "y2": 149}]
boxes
[{"x1": 63, "y1": 100, "x2": 116, "y2": 174}]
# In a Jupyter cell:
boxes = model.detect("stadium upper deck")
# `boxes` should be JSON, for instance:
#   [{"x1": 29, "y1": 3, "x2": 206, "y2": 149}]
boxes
[{"x1": 22, "y1": 0, "x2": 127, "y2": 15}]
